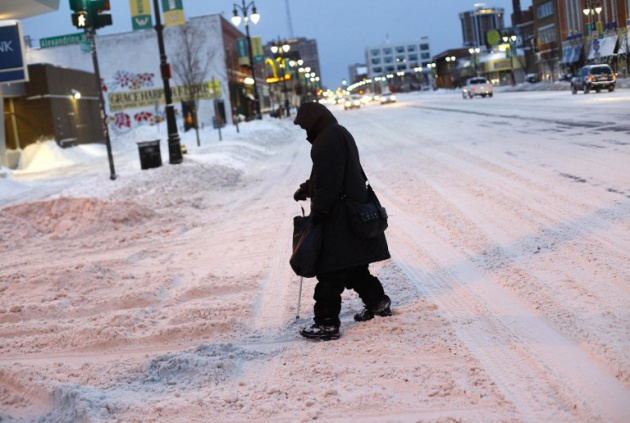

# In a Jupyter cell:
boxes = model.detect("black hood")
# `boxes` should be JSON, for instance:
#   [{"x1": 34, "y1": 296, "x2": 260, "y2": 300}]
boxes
[{"x1": 293, "y1": 102, "x2": 338, "y2": 143}]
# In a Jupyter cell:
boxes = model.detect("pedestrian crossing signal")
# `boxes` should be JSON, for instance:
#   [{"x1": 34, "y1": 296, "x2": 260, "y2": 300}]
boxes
[{"x1": 71, "y1": 11, "x2": 88, "y2": 28}]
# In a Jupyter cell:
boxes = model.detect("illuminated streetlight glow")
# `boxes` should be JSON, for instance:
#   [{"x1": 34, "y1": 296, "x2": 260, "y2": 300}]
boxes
[{"x1": 231, "y1": 1, "x2": 262, "y2": 119}]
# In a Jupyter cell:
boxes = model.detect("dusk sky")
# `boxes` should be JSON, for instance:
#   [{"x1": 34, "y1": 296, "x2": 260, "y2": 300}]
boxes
[{"x1": 21, "y1": 0, "x2": 533, "y2": 89}]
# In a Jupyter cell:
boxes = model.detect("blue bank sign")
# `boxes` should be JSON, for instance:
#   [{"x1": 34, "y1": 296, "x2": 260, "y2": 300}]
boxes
[{"x1": 0, "y1": 21, "x2": 29, "y2": 84}]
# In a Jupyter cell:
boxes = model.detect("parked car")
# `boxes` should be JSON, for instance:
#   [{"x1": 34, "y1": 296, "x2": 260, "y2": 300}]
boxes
[
  {"x1": 570, "y1": 64, "x2": 616, "y2": 94},
  {"x1": 379, "y1": 91, "x2": 396, "y2": 105},
  {"x1": 343, "y1": 94, "x2": 362, "y2": 110},
  {"x1": 462, "y1": 77, "x2": 493, "y2": 99},
  {"x1": 526, "y1": 73, "x2": 540, "y2": 83}
]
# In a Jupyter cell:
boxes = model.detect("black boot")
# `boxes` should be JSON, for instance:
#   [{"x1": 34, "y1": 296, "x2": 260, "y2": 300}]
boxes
[
  {"x1": 300, "y1": 323, "x2": 340, "y2": 341},
  {"x1": 354, "y1": 295, "x2": 392, "y2": 322}
]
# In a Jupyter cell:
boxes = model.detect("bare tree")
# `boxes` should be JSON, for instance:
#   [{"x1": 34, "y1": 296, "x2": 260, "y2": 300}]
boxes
[{"x1": 171, "y1": 22, "x2": 217, "y2": 146}]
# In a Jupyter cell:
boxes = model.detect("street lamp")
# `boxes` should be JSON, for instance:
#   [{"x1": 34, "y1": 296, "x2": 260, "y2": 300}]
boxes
[
  {"x1": 270, "y1": 40, "x2": 291, "y2": 117},
  {"x1": 583, "y1": 1, "x2": 602, "y2": 36},
  {"x1": 468, "y1": 47, "x2": 480, "y2": 76},
  {"x1": 152, "y1": 0, "x2": 182, "y2": 165},
  {"x1": 231, "y1": 1, "x2": 262, "y2": 120},
  {"x1": 502, "y1": 33, "x2": 517, "y2": 85},
  {"x1": 445, "y1": 56, "x2": 456, "y2": 87}
]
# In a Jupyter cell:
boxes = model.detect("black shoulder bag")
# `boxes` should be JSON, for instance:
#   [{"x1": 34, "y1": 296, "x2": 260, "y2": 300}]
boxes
[
  {"x1": 290, "y1": 206, "x2": 323, "y2": 278},
  {"x1": 341, "y1": 152, "x2": 388, "y2": 238}
]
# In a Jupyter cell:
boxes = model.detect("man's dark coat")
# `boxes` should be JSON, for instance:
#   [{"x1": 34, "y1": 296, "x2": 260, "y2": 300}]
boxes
[{"x1": 294, "y1": 103, "x2": 390, "y2": 274}]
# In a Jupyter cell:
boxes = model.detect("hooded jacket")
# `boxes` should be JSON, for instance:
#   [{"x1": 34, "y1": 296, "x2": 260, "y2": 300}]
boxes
[{"x1": 293, "y1": 103, "x2": 390, "y2": 274}]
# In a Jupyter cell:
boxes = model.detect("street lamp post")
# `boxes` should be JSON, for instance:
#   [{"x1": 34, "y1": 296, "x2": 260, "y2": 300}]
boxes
[
  {"x1": 502, "y1": 33, "x2": 517, "y2": 86},
  {"x1": 583, "y1": 1, "x2": 602, "y2": 37},
  {"x1": 231, "y1": 1, "x2": 262, "y2": 120},
  {"x1": 583, "y1": 0, "x2": 603, "y2": 64},
  {"x1": 152, "y1": 0, "x2": 183, "y2": 164},
  {"x1": 427, "y1": 63, "x2": 436, "y2": 89},
  {"x1": 468, "y1": 47, "x2": 480, "y2": 76},
  {"x1": 445, "y1": 55, "x2": 456, "y2": 87},
  {"x1": 270, "y1": 40, "x2": 291, "y2": 117}
]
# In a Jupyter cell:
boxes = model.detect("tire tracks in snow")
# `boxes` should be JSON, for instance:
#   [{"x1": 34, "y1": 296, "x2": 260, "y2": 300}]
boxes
[{"x1": 372, "y1": 176, "x2": 630, "y2": 423}]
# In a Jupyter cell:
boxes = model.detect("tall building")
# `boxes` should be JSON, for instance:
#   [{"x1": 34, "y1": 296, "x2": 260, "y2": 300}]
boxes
[
  {"x1": 348, "y1": 63, "x2": 367, "y2": 84},
  {"x1": 283, "y1": 37, "x2": 322, "y2": 82},
  {"x1": 365, "y1": 37, "x2": 431, "y2": 80},
  {"x1": 460, "y1": 5, "x2": 506, "y2": 47}
]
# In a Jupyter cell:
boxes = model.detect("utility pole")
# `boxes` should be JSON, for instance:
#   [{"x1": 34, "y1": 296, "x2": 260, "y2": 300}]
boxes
[
  {"x1": 152, "y1": 0, "x2": 183, "y2": 164},
  {"x1": 71, "y1": 0, "x2": 116, "y2": 180}
]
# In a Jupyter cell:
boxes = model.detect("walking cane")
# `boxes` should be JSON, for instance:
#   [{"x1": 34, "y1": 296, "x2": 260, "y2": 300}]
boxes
[
  {"x1": 296, "y1": 276, "x2": 303, "y2": 319},
  {"x1": 295, "y1": 204, "x2": 306, "y2": 319}
]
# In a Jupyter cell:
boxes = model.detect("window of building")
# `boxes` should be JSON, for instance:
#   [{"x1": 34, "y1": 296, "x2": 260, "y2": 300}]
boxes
[
  {"x1": 383, "y1": 47, "x2": 393, "y2": 55},
  {"x1": 396, "y1": 55, "x2": 406, "y2": 63},
  {"x1": 396, "y1": 46, "x2": 405, "y2": 53},
  {"x1": 384, "y1": 56, "x2": 393, "y2": 64},
  {"x1": 538, "y1": 24, "x2": 556, "y2": 44},
  {"x1": 421, "y1": 52, "x2": 430, "y2": 60},
  {"x1": 397, "y1": 64, "x2": 407, "y2": 71},
  {"x1": 386, "y1": 65, "x2": 395, "y2": 72},
  {"x1": 537, "y1": 1, "x2": 553, "y2": 19},
  {"x1": 373, "y1": 67, "x2": 382, "y2": 73},
  {"x1": 407, "y1": 45, "x2": 416, "y2": 52},
  {"x1": 420, "y1": 43, "x2": 429, "y2": 51},
  {"x1": 409, "y1": 54, "x2": 418, "y2": 61},
  {"x1": 371, "y1": 49, "x2": 380, "y2": 56},
  {"x1": 371, "y1": 58, "x2": 381, "y2": 65}
]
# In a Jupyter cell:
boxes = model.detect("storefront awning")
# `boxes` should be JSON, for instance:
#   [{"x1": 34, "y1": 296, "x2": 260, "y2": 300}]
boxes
[
  {"x1": 618, "y1": 33, "x2": 630, "y2": 55},
  {"x1": 562, "y1": 44, "x2": 582, "y2": 64},
  {"x1": 588, "y1": 35, "x2": 618, "y2": 60}
]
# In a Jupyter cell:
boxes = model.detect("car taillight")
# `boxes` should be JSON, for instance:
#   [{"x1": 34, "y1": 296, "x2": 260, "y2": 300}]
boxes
[
  {"x1": 473, "y1": 87, "x2": 477, "y2": 91},
  {"x1": 587, "y1": 76, "x2": 593, "y2": 82},
  {"x1": 489, "y1": 84, "x2": 493, "y2": 89},
  {"x1": 612, "y1": 73, "x2": 616, "y2": 80}
]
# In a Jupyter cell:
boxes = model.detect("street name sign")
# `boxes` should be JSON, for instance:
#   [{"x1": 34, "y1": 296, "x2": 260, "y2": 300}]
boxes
[{"x1": 40, "y1": 33, "x2": 88, "y2": 49}]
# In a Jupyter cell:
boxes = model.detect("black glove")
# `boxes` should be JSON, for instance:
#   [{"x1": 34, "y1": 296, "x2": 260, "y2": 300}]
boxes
[{"x1": 293, "y1": 186, "x2": 308, "y2": 202}]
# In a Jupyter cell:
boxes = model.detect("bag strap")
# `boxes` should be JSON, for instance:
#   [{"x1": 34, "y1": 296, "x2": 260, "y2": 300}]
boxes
[{"x1": 341, "y1": 137, "x2": 371, "y2": 200}]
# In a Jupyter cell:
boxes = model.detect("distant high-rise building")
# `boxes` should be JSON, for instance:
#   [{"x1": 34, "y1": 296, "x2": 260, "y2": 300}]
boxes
[
  {"x1": 460, "y1": 5, "x2": 505, "y2": 47},
  {"x1": 365, "y1": 37, "x2": 431, "y2": 80},
  {"x1": 285, "y1": 37, "x2": 321, "y2": 82},
  {"x1": 348, "y1": 63, "x2": 367, "y2": 84}
]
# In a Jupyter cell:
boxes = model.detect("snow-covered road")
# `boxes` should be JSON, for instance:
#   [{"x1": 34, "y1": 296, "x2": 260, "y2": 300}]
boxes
[{"x1": 1, "y1": 89, "x2": 629, "y2": 422}]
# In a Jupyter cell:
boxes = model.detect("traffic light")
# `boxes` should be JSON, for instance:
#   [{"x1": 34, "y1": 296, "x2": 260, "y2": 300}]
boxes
[
  {"x1": 92, "y1": 12, "x2": 112, "y2": 29},
  {"x1": 70, "y1": 0, "x2": 112, "y2": 30},
  {"x1": 89, "y1": 0, "x2": 112, "y2": 29},
  {"x1": 69, "y1": 0, "x2": 86, "y2": 12}
]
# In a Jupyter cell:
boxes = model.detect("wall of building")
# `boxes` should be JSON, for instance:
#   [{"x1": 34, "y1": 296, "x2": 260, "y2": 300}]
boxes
[
  {"x1": 25, "y1": 14, "x2": 239, "y2": 138},
  {"x1": 3, "y1": 64, "x2": 103, "y2": 152}
]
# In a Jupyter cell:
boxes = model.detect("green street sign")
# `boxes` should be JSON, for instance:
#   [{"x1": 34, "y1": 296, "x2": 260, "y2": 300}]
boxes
[{"x1": 40, "y1": 33, "x2": 87, "y2": 49}]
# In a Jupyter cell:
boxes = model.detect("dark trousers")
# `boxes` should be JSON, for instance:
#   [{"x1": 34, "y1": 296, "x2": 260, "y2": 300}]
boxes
[{"x1": 313, "y1": 264, "x2": 385, "y2": 326}]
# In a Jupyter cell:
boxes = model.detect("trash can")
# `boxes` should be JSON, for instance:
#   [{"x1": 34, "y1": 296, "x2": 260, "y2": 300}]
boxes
[{"x1": 137, "y1": 140, "x2": 162, "y2": 170}]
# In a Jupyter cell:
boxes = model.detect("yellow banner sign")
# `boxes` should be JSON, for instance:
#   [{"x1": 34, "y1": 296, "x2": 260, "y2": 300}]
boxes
[
  {"x1": 108, "y1": 81, "x2": 221, "y2": 111},
  {"x1": 130, "y1": 0, "x2": 152, "y2": 30},
  {"x1": 162, "y1": 0, "x2": 185, "y2": 27}
]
